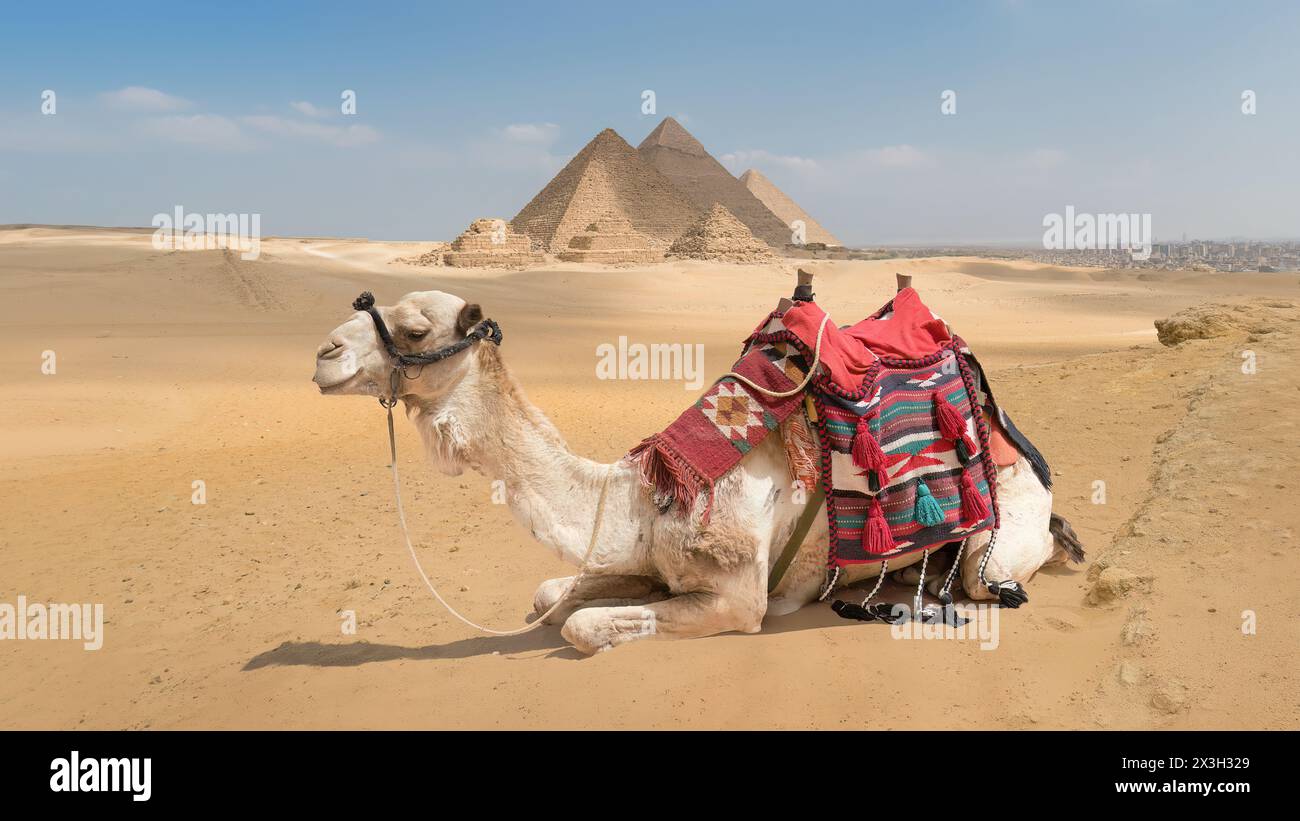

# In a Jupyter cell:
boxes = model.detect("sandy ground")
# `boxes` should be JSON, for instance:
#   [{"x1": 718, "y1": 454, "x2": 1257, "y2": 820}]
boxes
[{"x1": 1, "y1": 225, "x2": 1297, "y2": 729}]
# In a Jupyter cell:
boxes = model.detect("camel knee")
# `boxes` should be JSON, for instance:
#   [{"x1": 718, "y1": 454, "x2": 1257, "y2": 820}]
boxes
[
  {"x1": 533, "y1": 576, "x2": 576, "y2": 614},
  {"x1": 691, "y1": 585, "x2": 766, "y2": 635}
]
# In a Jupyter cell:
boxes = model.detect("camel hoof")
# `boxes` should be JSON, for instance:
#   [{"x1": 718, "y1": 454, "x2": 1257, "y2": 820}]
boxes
[{"x1": 561, "y1": 606, "x2": 657, "y2": 655}]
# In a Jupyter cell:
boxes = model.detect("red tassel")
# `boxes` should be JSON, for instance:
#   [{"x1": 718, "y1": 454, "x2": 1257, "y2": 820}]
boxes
[
  {"x1": 864, "y1": 497, "x2": 895, "y2": 554},
  {"x1": 959, "y1": 470, "x2": 990, "y2": 526},
  {"x1": 851, "y1": 415, "x2": 888, "y2": 488},
  {"x1": 934, "y1": 393, "x2": 977, "y2": 454}
]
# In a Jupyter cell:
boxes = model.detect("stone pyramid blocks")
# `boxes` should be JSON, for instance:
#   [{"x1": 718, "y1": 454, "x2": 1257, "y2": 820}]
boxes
[
  {"x1": 668, "y1": 204, "x2": 777, "y2": 263},
  {"x1": 510, "y1": 129, "x2": 700, "y2": 253},
  {"x1": 558, "y1": 215, "x2": 661, "y2": 263},
  {"x1": 637, "y1": 117, "x2": 794, "y2": 248},
  {"x1": 739, "y1": 168, "x2": 841, "y2": 247}
]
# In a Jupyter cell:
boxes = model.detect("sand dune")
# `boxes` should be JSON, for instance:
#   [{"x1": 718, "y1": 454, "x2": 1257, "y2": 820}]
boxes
[{"x1": 1, "y1": 226, "x2": 1297, "y2": 729}]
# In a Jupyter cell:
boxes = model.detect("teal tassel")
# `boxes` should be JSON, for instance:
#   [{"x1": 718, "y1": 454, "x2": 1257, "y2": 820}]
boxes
[{"x1": 914, "y1": 480, "x2": 945, "y2": 527}]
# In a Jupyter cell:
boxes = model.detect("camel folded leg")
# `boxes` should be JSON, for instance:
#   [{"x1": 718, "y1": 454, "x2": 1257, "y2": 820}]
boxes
[
  {"x1": 560, "y1": 579, "x2": 766, "y2": 655},
  {"x1": 531, "y1": 575, "x2": 667, "y2": 625}
]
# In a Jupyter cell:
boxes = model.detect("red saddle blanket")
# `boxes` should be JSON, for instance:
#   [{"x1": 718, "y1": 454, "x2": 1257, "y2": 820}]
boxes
[{"x1": 627, "y1": 289, "x2": 1006, "y2": 568}]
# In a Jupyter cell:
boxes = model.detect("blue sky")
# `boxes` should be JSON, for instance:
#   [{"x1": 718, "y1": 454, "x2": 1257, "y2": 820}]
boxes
[{"x1": 1, "y1": 1, "x2": 1297, "y2": 244}]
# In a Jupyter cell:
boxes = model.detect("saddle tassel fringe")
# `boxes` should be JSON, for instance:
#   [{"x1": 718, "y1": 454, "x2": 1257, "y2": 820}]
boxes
[
  {"x1": 781, "y1": 413, "x2": 820, "y2": 493},
  {"x1": 627, "y1": 435, "x2": 714, "y2": 524},
  {"x1": 914, "y1": 479, "x2": 945, "y2": 527},
  {"x1": 851, "y1": 414, "x2": 888, "y2": 490},
  {"x1": 934, "y1": 393, "x2": 977, "y2": 455},
  {"x1": 958, "y1": 470, "x2": 990, "y2": 526},
  {"x1": 864, "y1": 496, "x2": 895, "y2": 554}
]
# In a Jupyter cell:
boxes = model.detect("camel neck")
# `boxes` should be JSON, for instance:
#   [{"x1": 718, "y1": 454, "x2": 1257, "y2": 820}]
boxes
[{"x1": 419, "y1": 353, "x2": 613, "y2": 567}]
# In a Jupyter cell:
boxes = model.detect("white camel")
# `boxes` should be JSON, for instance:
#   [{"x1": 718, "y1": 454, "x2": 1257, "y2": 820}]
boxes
[{"x1": 313, "y1": 288, "x2": 1083, "y2": 654}]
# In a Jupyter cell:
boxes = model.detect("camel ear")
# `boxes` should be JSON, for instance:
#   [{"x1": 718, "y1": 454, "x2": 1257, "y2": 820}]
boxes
[{"x1": 456, "y1": 302, "x2": 484, "y2": 336}]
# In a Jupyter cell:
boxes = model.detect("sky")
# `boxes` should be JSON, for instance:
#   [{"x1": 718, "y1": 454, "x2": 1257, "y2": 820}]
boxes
[{"x1": 1, "y1": 0, "x2": 1297, "y2": 245}]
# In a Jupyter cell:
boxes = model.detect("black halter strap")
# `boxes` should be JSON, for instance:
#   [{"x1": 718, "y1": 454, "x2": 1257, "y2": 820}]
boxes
[{"x1": 351, "y1": 291, "x2": 502, "y2": 369}]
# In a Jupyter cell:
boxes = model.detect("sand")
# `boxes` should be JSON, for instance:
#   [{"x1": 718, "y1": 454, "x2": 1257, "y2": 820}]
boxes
[{"x1": 1, "y1": 225, "x2": 1298, "y2": 729}]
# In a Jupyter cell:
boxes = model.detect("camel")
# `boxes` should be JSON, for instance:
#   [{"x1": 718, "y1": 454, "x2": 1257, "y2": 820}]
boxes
[{"x1": 313, "y1": 284, "x2": 1083, "y2": 654}]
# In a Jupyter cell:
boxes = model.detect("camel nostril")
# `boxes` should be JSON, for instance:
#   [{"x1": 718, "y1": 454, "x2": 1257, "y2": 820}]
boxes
[{"x1": 317, "y1": 340, "x2": 345, "y2": 360}]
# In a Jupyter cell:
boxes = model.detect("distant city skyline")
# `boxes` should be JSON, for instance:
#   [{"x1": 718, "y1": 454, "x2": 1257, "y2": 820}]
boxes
[{"x1": 2, "y1": 1, "x2": 1298, "y2": 245}]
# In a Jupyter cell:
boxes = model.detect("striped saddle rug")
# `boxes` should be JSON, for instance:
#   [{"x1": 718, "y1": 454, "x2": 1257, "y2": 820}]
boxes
[{"x1": 628, "y1": 288, "x2": 1028, "y2": 569}]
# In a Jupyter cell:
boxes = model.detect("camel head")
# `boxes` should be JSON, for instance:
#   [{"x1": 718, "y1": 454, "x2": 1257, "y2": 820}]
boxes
[{"x1": 312, "y1": 289, "x2": 487, "y2": 405}]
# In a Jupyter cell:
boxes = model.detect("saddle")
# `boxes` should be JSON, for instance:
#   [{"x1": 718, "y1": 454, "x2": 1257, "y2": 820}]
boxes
[{"x1": 628, "y1": 285, "x2": 1051, "y2": 573}]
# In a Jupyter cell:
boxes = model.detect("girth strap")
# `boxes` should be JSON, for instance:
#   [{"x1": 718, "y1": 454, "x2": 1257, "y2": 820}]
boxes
[{"x1": 767, "y1": 484, "x2": 826, "y2": 594}]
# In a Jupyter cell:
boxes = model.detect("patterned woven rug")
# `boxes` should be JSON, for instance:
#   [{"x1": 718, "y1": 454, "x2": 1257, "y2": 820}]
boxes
[{"x1": 627, "y1": 289, "x2": 1000, "y2": 568}]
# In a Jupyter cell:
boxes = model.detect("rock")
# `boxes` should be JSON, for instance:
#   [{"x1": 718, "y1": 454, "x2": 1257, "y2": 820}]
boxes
[
  {"x1": 1155, "y1": 300, "x2": 1299, "y2": 347},
  {"x1": 1151, "y1": 680, "x2": 1189, "y2": 714},
  {"x1": 1120, "y1": 606, "x2": 1153, "y2": 645},
  {"x1": 1087, "y1": 566, "x2": 1152, "y2": 605},
  {"x1": 1117, "y1": 660, "x2": 1143, "y2": 686}
]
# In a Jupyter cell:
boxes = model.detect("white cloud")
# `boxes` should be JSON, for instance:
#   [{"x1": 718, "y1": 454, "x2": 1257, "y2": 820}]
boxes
[
  {"x1": 100, "y1": 86, "x2": 193, "y2": 112},
  {"x1": 720, "y1": 149, "x2": 819, "y2": 175},
  {"x1": 241, "y1": 115, "x2": 380, "y2": 147},
  {"x1": 289, "y1": 101, "x2": 329, "y2": 118},
  {"x1": 500, "y1": 123, "x2": 559, "y2": 143},
  {"x1": 136, "y1": 114, "x2": 254, "y2": 150}
]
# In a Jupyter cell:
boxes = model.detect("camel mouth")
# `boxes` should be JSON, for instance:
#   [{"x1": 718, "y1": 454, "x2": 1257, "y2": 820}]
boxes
[
  {"x1": 315, "y1": 379, "x2": 350, "y2": 394},
  {"x1": 314, "y1": 367, "x2": 382, "y2": 397},
  {"x1": 313, "y1": 370, "x2": 362, "y2": 394}
]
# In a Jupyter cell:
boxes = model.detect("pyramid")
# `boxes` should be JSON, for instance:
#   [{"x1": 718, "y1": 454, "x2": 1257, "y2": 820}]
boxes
[
  {"x1": 442, "y1": 218, "x2": 543, "y2": 268},
  {"x1": 511, "y1": 128, "x2": 700, "y2": 252},
  {"x1": 739, "y1": 169, "x2": 841, "y2": 247},
  {"x1": 557, "y1": 213, "x2": 662, "y2": 264},
  {"x1": 667, "y1": 204, "x2": 777, "y2": 263},
  {"x1": 638, "y1": 117, "x2": 793, "y2": 249}
]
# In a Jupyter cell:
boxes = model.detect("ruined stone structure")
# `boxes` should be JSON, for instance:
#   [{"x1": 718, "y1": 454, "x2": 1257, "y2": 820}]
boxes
[
  {"x1": 738, "y1": 168, "x2": 841, "y2": 247},
  {"x1": 442, "y1": 218, "x2": 543, "y2": 268}
]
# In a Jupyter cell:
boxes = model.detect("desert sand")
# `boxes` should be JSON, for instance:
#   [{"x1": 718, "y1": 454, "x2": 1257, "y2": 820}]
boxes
[{"x1": 1, "y1": 225, "x2": 1297, "y2": 729}]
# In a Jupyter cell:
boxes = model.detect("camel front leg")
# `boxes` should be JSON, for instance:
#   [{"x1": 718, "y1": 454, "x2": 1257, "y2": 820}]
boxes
[
  {"x1": 559, "y1": 575, "x2": 766, "y2": 655},
  {"x1": 532, "y1": 574, "x2": 667, "y2": 625}
]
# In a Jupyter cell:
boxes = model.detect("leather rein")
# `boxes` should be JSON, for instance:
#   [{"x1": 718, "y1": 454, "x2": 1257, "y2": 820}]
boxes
[{"x1": 349, "y1": 291, "x2": 613, "y2": 637}]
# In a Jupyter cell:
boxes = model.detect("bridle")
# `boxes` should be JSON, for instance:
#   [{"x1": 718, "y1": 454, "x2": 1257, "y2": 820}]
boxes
[
  {"x1": 351, "y1": 291, "x2": 503, "y2": 406},
  {"x1": 347, "y1": 290, "x2": 611, "y2": 638}
]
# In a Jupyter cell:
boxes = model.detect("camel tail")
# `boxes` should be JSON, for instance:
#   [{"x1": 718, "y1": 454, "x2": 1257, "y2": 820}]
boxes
[{"x1": 1049, "y1": 513, "x2": 1085, "y2": 563}]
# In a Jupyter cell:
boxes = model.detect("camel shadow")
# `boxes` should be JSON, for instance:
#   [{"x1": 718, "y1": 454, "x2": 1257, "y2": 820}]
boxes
[{"x1": 243, "y1": 624, "x2": 581, "y2": 670}]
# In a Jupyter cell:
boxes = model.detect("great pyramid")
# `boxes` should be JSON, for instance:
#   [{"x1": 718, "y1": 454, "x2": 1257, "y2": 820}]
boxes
[
  {"x1": 510, "y1": 128, "x2": 700, "y2": 252},
  {"x1": 739, "y1": 168, "x2": 841, "y2": 247},
  {"x1": 443, "y1": 218, "x2": 543, "y2": 268},
  {"x1": 557, "y1": 213, "x2": 661, "y2": 264},
  {"x1": 667, "y1": 204, "x2": 777, "y2": 263},
  {"x1": 637, "y1": 117, "x2": 793, "y2": 249}
]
